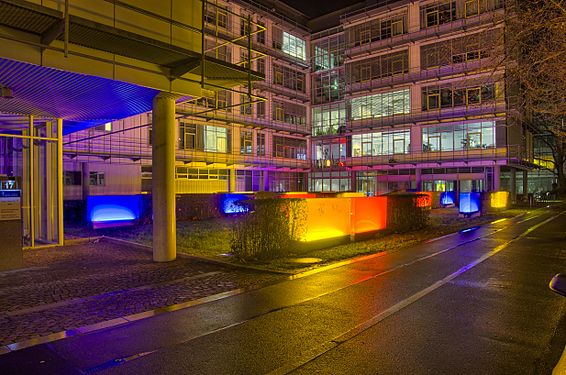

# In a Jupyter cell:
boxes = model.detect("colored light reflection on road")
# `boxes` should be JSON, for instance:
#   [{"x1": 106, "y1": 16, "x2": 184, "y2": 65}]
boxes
[{"x1": 490, "y1": 191, "x2": 509, "y2": 209}]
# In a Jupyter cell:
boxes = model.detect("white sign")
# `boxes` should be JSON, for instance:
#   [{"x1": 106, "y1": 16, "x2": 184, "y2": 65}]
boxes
[{"x1": 0, "y1": 198, "x2": 21, "y2": 221}]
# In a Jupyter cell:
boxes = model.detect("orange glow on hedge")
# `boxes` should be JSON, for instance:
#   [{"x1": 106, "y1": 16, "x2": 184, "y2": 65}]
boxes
[{"x1": 416, "y1": 192, "x2": 432, "y2": 208}]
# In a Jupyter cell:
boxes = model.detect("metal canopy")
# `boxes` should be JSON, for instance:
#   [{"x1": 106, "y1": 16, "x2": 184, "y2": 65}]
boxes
[
  {"x1": 0, "y1": 0, "x2": 264, "y2": 82},
  {"x1": 0, "y1": 57, "x2": 160, "y2": 133}
]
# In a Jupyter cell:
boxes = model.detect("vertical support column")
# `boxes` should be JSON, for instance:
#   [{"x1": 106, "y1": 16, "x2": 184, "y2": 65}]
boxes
[
  {"x1": 81, "y1": 162, "x2": 90, "y2": 200},
  {"x1": 229, "y1": 167, "x2": 237, "y2": 192},
  {"x1": 28, "y1": 115, "x2": 35, "y2": 248},
  {"x1": 350, "y1": 171, "x2": 356, "y2": 192},
  {"x1": 46, "y1": 121, "x2": 56, "y2": 242},
  {"x1": 522, "y1": 170, "x2": 529, "y2": 201},
  {"x1": 263, "y1": 169, "x2": 269, "y2": 192},
  {"x1": 152, "y1": 93, "x2": 177, "y2": 262},
  {"x1": 57, "y1": 118, "x2": 64, "y2": 246},
  {"x1": 510, "y1": 168, "x2": 517, "y2": 203},
  {"x1": 415, "y1": 168, "x2": 422, "y2": 191},
  {"x1": 493, "y1": 165, "x2": 500, "y2": 191}
]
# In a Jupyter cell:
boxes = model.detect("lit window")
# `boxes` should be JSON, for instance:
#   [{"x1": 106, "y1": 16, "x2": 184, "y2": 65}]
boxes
[
  {"x1": 282, "y1": 32, "x2": 306, "y2": 61},
  {"x1": 350, "y1": 89, "x2": 411, "y2": 120}
]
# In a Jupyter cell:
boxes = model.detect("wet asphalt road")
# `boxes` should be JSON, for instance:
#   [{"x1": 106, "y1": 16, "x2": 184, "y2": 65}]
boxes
[{"x1": 1, "y1": 205, "x2": 565, "y2": 374}]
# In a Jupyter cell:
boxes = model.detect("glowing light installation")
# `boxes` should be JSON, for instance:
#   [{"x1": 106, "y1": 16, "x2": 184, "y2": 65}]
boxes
[
  {"x1": 298, "y1": 197, "x2": 388, "y2": 242},
  {"x1": 87, "y1": 195, "x2": 141, "y2": 228},
  {"x1": 351, "y1": 197, "x2": 387, "y2": 234},
  {"x1": 416, "y1": 192, "x2": 432, "y2": 208},
  {"x1": 440, "y1": 191, "x2": 456, "y2": 206},
  {"x1": 219, "y1": 193, "x2": 251, "y2": 214},
  {"x1": 459, "y1": 192, "x2": 481, "y2": 215},
  {"x1": 490, "y1": 191, "x2": 509, "y2": 209}
]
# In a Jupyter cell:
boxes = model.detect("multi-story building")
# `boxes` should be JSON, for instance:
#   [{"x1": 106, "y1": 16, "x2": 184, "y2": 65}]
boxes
[
  {"x1": 63, "y1": 0, "x2": 535, "y2": 203},
  {"x1": 63, "y1": 0, "x2": 312, "y2": 199},
  {"x1": 309, "y1": 0, "x2": 533, "y2": 200}
]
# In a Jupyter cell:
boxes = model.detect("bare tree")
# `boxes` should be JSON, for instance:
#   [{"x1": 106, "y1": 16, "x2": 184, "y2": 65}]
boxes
[{"x1": 503, "y1": 0, "x2": 566, "y2": 193}]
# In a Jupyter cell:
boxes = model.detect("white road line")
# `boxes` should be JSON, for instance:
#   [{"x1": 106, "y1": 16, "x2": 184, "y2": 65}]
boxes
[{"x1": 267, "y1": 210, "x2": 565, "y2": 375}]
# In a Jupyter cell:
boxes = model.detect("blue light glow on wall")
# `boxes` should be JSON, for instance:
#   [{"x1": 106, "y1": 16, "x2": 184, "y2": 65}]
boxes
[
  {"x1": 440, "y1": 191, "x2": 456, "y2": 206},
  {"x1": 219, "y1": 194, "x2": 250, "y2": 214},
  {"x1": 87, "y1": 195, "x2": 141, "y2": 226},
  {"x1": 459, "y1": 192, "x2": 481, "y2": 214}
]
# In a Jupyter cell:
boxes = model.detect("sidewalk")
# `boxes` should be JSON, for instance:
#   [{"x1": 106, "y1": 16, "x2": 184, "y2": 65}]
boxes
[{"x1": 0, "y1": 240, "x2": 283, "y2": 347}]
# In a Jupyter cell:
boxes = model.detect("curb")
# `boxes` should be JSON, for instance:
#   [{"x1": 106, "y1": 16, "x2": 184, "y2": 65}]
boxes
[{"x1": 64, "y1": 236, "x2": 103, "y2": 246}]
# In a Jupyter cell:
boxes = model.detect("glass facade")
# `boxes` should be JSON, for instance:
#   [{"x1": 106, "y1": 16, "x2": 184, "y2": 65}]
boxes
[
  {"x1": 312, "y1": 104, "x2": 346, "y2": 136},
  {"x1": 422, "y1": 121, "x2": 496, "y2": 152},
  {"x1": 352, "y1": 129, "x2": 410, "y2": 157},
  {"x1": 350, "y1": 89, "x2": 410, "y2": 120},
  {"x1": 282, "y1": 32, "x2": 306, "y2": 60}
]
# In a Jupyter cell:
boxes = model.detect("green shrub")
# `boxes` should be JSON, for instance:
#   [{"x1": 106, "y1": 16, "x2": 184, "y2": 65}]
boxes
[
  {"x1": 387, "y1": 194, "x2": 430, "y2": 232},
  {"x1": 230, "y1": 198, "x2": 306, "y2": 261}
]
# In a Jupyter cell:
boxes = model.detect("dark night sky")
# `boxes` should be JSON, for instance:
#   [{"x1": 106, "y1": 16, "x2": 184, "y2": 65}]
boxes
[{"x1": 278, "y1": 0, "x2": 367, "y2": 18}]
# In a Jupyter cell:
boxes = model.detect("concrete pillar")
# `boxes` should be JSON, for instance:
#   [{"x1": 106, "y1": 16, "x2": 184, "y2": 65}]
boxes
[
  {"x1": 81, "y1": 162, "x2": 90, "y2": 200},
  {"x1": 510, "y1": 168, "x2": 517, "y2": 203},
  {"x1": 415, "y1": 168, "x2": 422, "y2": 191},
  {"x1": 350, "y1": 171, "x2": 356, "y2": 192},
  {"x1": 46, "y1": 121, "x2": 57, "y2": 242},
  {"x1": 493, "y1": 165, "x2": 500, "y2": 191},
  {"x1": 229, "y1": 167, "x2": 237, "y2": 192},
  {"x1": 263, "y1": 170, "x2": 269, "y2": 191},
  {"x1": 152, "y1": 93, "x2": 177, "y2": 262},
  {"x1": 523, "y1": 170, "x2": 529, "y2": 197}
]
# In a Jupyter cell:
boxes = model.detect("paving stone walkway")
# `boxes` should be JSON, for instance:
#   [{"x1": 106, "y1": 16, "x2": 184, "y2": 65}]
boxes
[{"x1": 0, "y1": 240, "x2": 283, "y2": 346}]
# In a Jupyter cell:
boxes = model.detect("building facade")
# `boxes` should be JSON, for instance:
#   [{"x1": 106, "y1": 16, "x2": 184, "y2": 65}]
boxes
[
  {"x1": 63, "y1": 0, "x2": 535, "y2": 201},
  {"x1": 309, "y1": 0, "x2": 532, "y2": 198},
  {"x1": 63, "y1": 0, "x2": 312, "y2": 199}
]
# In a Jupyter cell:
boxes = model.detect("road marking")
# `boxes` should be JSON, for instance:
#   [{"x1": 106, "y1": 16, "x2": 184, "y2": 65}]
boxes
[{"x1": 267, "y1": 210, "x2": 565, "y2": 375}]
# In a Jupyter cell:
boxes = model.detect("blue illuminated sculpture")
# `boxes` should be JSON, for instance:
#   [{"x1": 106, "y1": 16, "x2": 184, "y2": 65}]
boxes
[
  {"x1": 459, "y1": 192, "x2": 481, "y2": 216},
  {"x1": 219, "y1": 193, "x2": 250, "y2": 214},
  {"x1": 440, "y1": 191, "x2": 456, "y2": 206},
  {"x1": 87, "y1": 195, "x2": 141, "y2": 228}
]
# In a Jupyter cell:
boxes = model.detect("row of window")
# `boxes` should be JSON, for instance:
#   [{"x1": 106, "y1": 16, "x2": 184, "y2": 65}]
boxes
[
  {"x1": 350, "y1": 89, "x2": 411, "y2": 121},
  {"x1": 421, "y1": 83, "x2": 497, "y2": 110},
  {"x1": 204, "y1": 0, "x2": 503, "y2": 73},
  {"x1": 177, "y1": 123, "x2": 305, "y2": 159},
  {"x1": 420, "y1": 28, "x2": 501, "y2": 69},
  {"x1": 273, "y1": 64, "x2": 306, "y2": 92},
  {"x1": 312, "y1": 121, "x2": 497, "y2": 160},
  {"x1": 347, "y1": 51, "x2": 409, "y2": 84},
  {"x1": 63, "y1": 171, "x2": 105, "y2": 186},
  {"x1": 176, "y1": 168, "x2": 230, "y2": 180}
]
